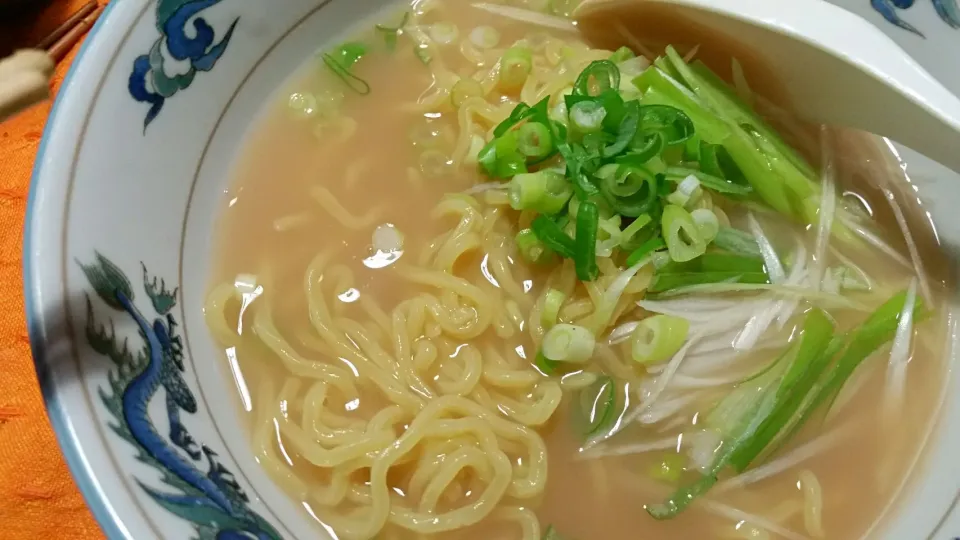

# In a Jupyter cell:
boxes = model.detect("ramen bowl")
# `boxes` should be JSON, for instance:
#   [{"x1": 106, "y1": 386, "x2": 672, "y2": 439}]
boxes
[{"x1": 23, "y1": 0, "x2": 960, "y2": 539}]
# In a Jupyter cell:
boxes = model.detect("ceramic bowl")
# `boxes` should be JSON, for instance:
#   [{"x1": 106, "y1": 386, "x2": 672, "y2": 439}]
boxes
[{"x1": 22, "y1": 0, "x2": 960, "y2": 538}]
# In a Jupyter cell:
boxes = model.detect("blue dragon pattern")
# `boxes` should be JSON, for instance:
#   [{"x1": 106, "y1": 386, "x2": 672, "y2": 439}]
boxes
[
  {"x1": 128, "y1": 0, "x2": 239, "y2": 130},
  {"x1": 79, "y1": 253, "x2": 282, "y2": 540},
  {"x1": 872, "y1": 0, "x2": 960, "y2": 36}
]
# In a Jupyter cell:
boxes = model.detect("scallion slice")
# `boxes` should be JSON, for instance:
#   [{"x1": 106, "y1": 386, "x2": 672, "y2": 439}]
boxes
[
  {"x1": 451, "y1": 78, "x2": 484, "y2": 108},
  {"x1": 508, "y1": 171, "x2": 572, "y2": 215},
  {"x1": 570, "y1": 101, "x2": 607, "y2": 133},
  {"x1": 661, "y1": 204, "x2": 707, "y2": 262},
  {"x1": 574, "y1": 60, "x2": 621, "y2": 97},
  {"x1": 543, "y1": 324, "x2": 597, "y2": 363},
  {"x1": 691, "y1": 208, "x2": 720, "y2": 243},
  {"x1": 631, "y1": 314, "x2": 690, "y2": 364},
  {"x1": 500, "y1": 46, "x2": 533, "y2": 90},
  {"x1": 517, "y1": 122, "x2": 555, "y2": 159}
]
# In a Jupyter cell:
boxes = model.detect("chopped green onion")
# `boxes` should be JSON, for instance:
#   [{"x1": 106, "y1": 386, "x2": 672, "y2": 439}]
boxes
[
  {"x1": 604, "y1": 100, "x2": 640, "y2": 157},
  {"x1": 516, "y1": 229, "x2": 554, "y2": 264},
  {"x1": 666, "y1": 174, "x2": 702, "y2": 208},
  {"x1": 451, "y1": 78, "x2": 484, "y2": 108},
  {"x1": 637, "y1": 105, "x2": 696, "y2": 146},
  {"x1": 691, "y1": 208, "x2": 720, "y2": 243},
  {"x1": 661, "y1": 204, "x2": 706, "y2": 262},
  {"x1": 414, "y1": 44, "x2": 433, "y2": 65},
  {"x1": 375, "y1": 12, "x2": 410, "y2": 51},
  {"x1": 543, "y1": 324, "x2": 596, "y2": 363},
  {"x1": 500, "y1": 46, "x2": 533, "y2": 90},
  {"x1": 609, "y1": 46, "x2": 636, "y2": 64},
  {"x1": 517, "y1": 122, "x2": 555, "y2": 159},
  {"x1": 470, "y1": 26, "x2": 501, "y2": 49},
  {"x1": 599, "y1": 165, "x2": 659, "y2": 218},
  {"x1": 532, "y1": 216, "x2": 577, "y2": 259},
  {"x1": 573, "y1": 376, "x2": 616, "y2": 439},
  {"x1": 535, "y1": 350, "x2": 561, "y2": 375},
  {"x1": 575, "y1": 60, "x2": 621, "y2": 97},
  {"x1": 631, "y1": 314, "x2": 689, "y2": 364},
  {"x1": 664, "y1": 167, "x2": 752, "y2": 196},
  {"x1": 626, "y1": 237, "x2": 665, "y2": 267},
  {"x1": 620, "y1": 214, "x2": 653, "y2": 250},
  {"x1": 542, "y1": 289, "x2": 566, "y2": 329},
  {"x1": 570, "y1": 101, "x2": 607, "y2": 133},
  {"x1": 287, "y1": 92, "x2": 318, "y2": 119},
  {"x1": 651, "y1": 454, "x2": 686, "y2": 483},
  {"x1": 508, "y1": 171, "x2": 572, "y2": 214},
  {"x1": 575, "y1": 201, "x2": 600, "y2": 281},
  {"x1": 322, "y1": 43, "x2": 371, "y2": 95},
  {"x1": 541, "y1": 525, "x2": 568, "y2": 540},
  {"x1": 428, "y1": 22, "x2": 459, "y2": 45}
]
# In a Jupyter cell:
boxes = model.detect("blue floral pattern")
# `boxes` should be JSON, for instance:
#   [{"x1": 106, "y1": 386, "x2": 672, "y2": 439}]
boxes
[
  {"x1": 128, "y1": 0, "x2": 239, "y2": 130},
  {"x1": 872, "y1": 0, "x2": 960, "y2": 36},
  {"x1": 79, "y1": 253, "x2": 282, "y2": 540}
]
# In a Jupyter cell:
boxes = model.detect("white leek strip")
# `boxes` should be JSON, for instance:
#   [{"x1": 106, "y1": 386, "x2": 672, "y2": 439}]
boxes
[
  {"x1": 714, "y1": 425, "x2": 848, "y2": 493},
  {"x1": 612, "y1": 22, "x2": 657, "y2": 59},
  {"x1": 775, "y1": 240, "x2": 809, "y2": 329},
  {"x1": 669, "y1": 371, "x2": 756, "y2": 390},
  {"x1": 652, "y1": 283, "x2": 870, "y2": 311},
  {"x1": 584, "y1": 257, "x2": 652, "y2": 334},
  {"x1": 731, "y1": 57, "x2": 753, "y2": 105},
  {"x1": 837, "y1": 212, "x2": 912, "y2": 269},
  {"x1": 699, "y1": 501, "x2": 810, "y2": 540},
  {"x1": 576, "y1": 435, "x2": 681, "y2": 460},
  {"x1": 827, "y1": 246, "x2": 873, "y2": 291},
  {"x1": 881, "y1": 186, "x2": 933, "y2": 305},
  {"x1": 682, "y1": 44, "x2": 701, "y2": 63},
  {"x1": 748, "y1": 212, "x2": 785, "y2": 284},
  {"x1": 607, "y1": 321, "x2": 639, "y2": 345},
  {"x1": 811, "y1": 126, "x2": 837, "y2": 291},
  {"x1": 471, "y1": 3, "x2": 578, "y2": 32},
  {"x1": 883, "y1": 279, "x2": 916, "y2": 427},
  {"x1": 635, "y1": 391, "x2": 702, "y2": 425}
]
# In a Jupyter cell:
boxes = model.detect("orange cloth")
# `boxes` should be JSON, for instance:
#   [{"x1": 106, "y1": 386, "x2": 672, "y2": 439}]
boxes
[{"x1": 0, "y1": 1, "x2": 107, "y2": 538}]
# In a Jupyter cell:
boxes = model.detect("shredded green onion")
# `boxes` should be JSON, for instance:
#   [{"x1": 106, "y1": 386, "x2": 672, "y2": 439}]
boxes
[
  {"x1": 543, "y1": 324, "x2": 596, "y2": 363},
  {"x1": 661, "y1": 204, "x2": 707, "y2": 262},
  {"x1": 626, "y1": 237, "x2": 665, "y2": 267},
  {"x1": 573, "y1": 376, "x2": 617, "y2": 439},
  {"x1": 631, "y1": 314, "x2": 690, "y2": 364},
  {"x1": 322, "y1": 42, "x2": 371, "y2": 95}
]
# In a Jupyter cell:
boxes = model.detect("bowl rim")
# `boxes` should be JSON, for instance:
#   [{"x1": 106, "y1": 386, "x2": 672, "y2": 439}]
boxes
[{"x1": 22, "y1": 1, "x2": 127, "y2": 538}]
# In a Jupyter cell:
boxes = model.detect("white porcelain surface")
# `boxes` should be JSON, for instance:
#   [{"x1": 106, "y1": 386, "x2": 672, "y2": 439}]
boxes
[{"x1": 22, "y1": 0, "x2": 960, "y2": 538}]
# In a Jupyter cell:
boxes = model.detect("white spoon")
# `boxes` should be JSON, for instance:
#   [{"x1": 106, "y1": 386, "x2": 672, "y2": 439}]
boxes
[{"x1": 575, "y1": 0, "x2": 960, "y2": 173}]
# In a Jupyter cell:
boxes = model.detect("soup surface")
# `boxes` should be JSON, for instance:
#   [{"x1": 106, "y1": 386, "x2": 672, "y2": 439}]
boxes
[{"x1": 204, "y1": 2, "x2": 951, "y2": 539}]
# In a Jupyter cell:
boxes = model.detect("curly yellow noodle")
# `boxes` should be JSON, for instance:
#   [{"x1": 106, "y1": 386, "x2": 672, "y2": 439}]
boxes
[{"x1": 310, "y1": 186, "x2": 383, "y2": 230}]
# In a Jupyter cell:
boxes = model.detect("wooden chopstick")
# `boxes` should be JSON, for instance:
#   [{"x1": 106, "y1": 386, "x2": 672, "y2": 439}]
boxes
[
  {"x1": 36, "y1": 0, "x2": 98, "y2": 51},
  {"x1": 0, "y1": 1, "x2": 105, "y2": 122},
  {"x1": 47, "y1": 3, "x2": 105, "y2": 62}
]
